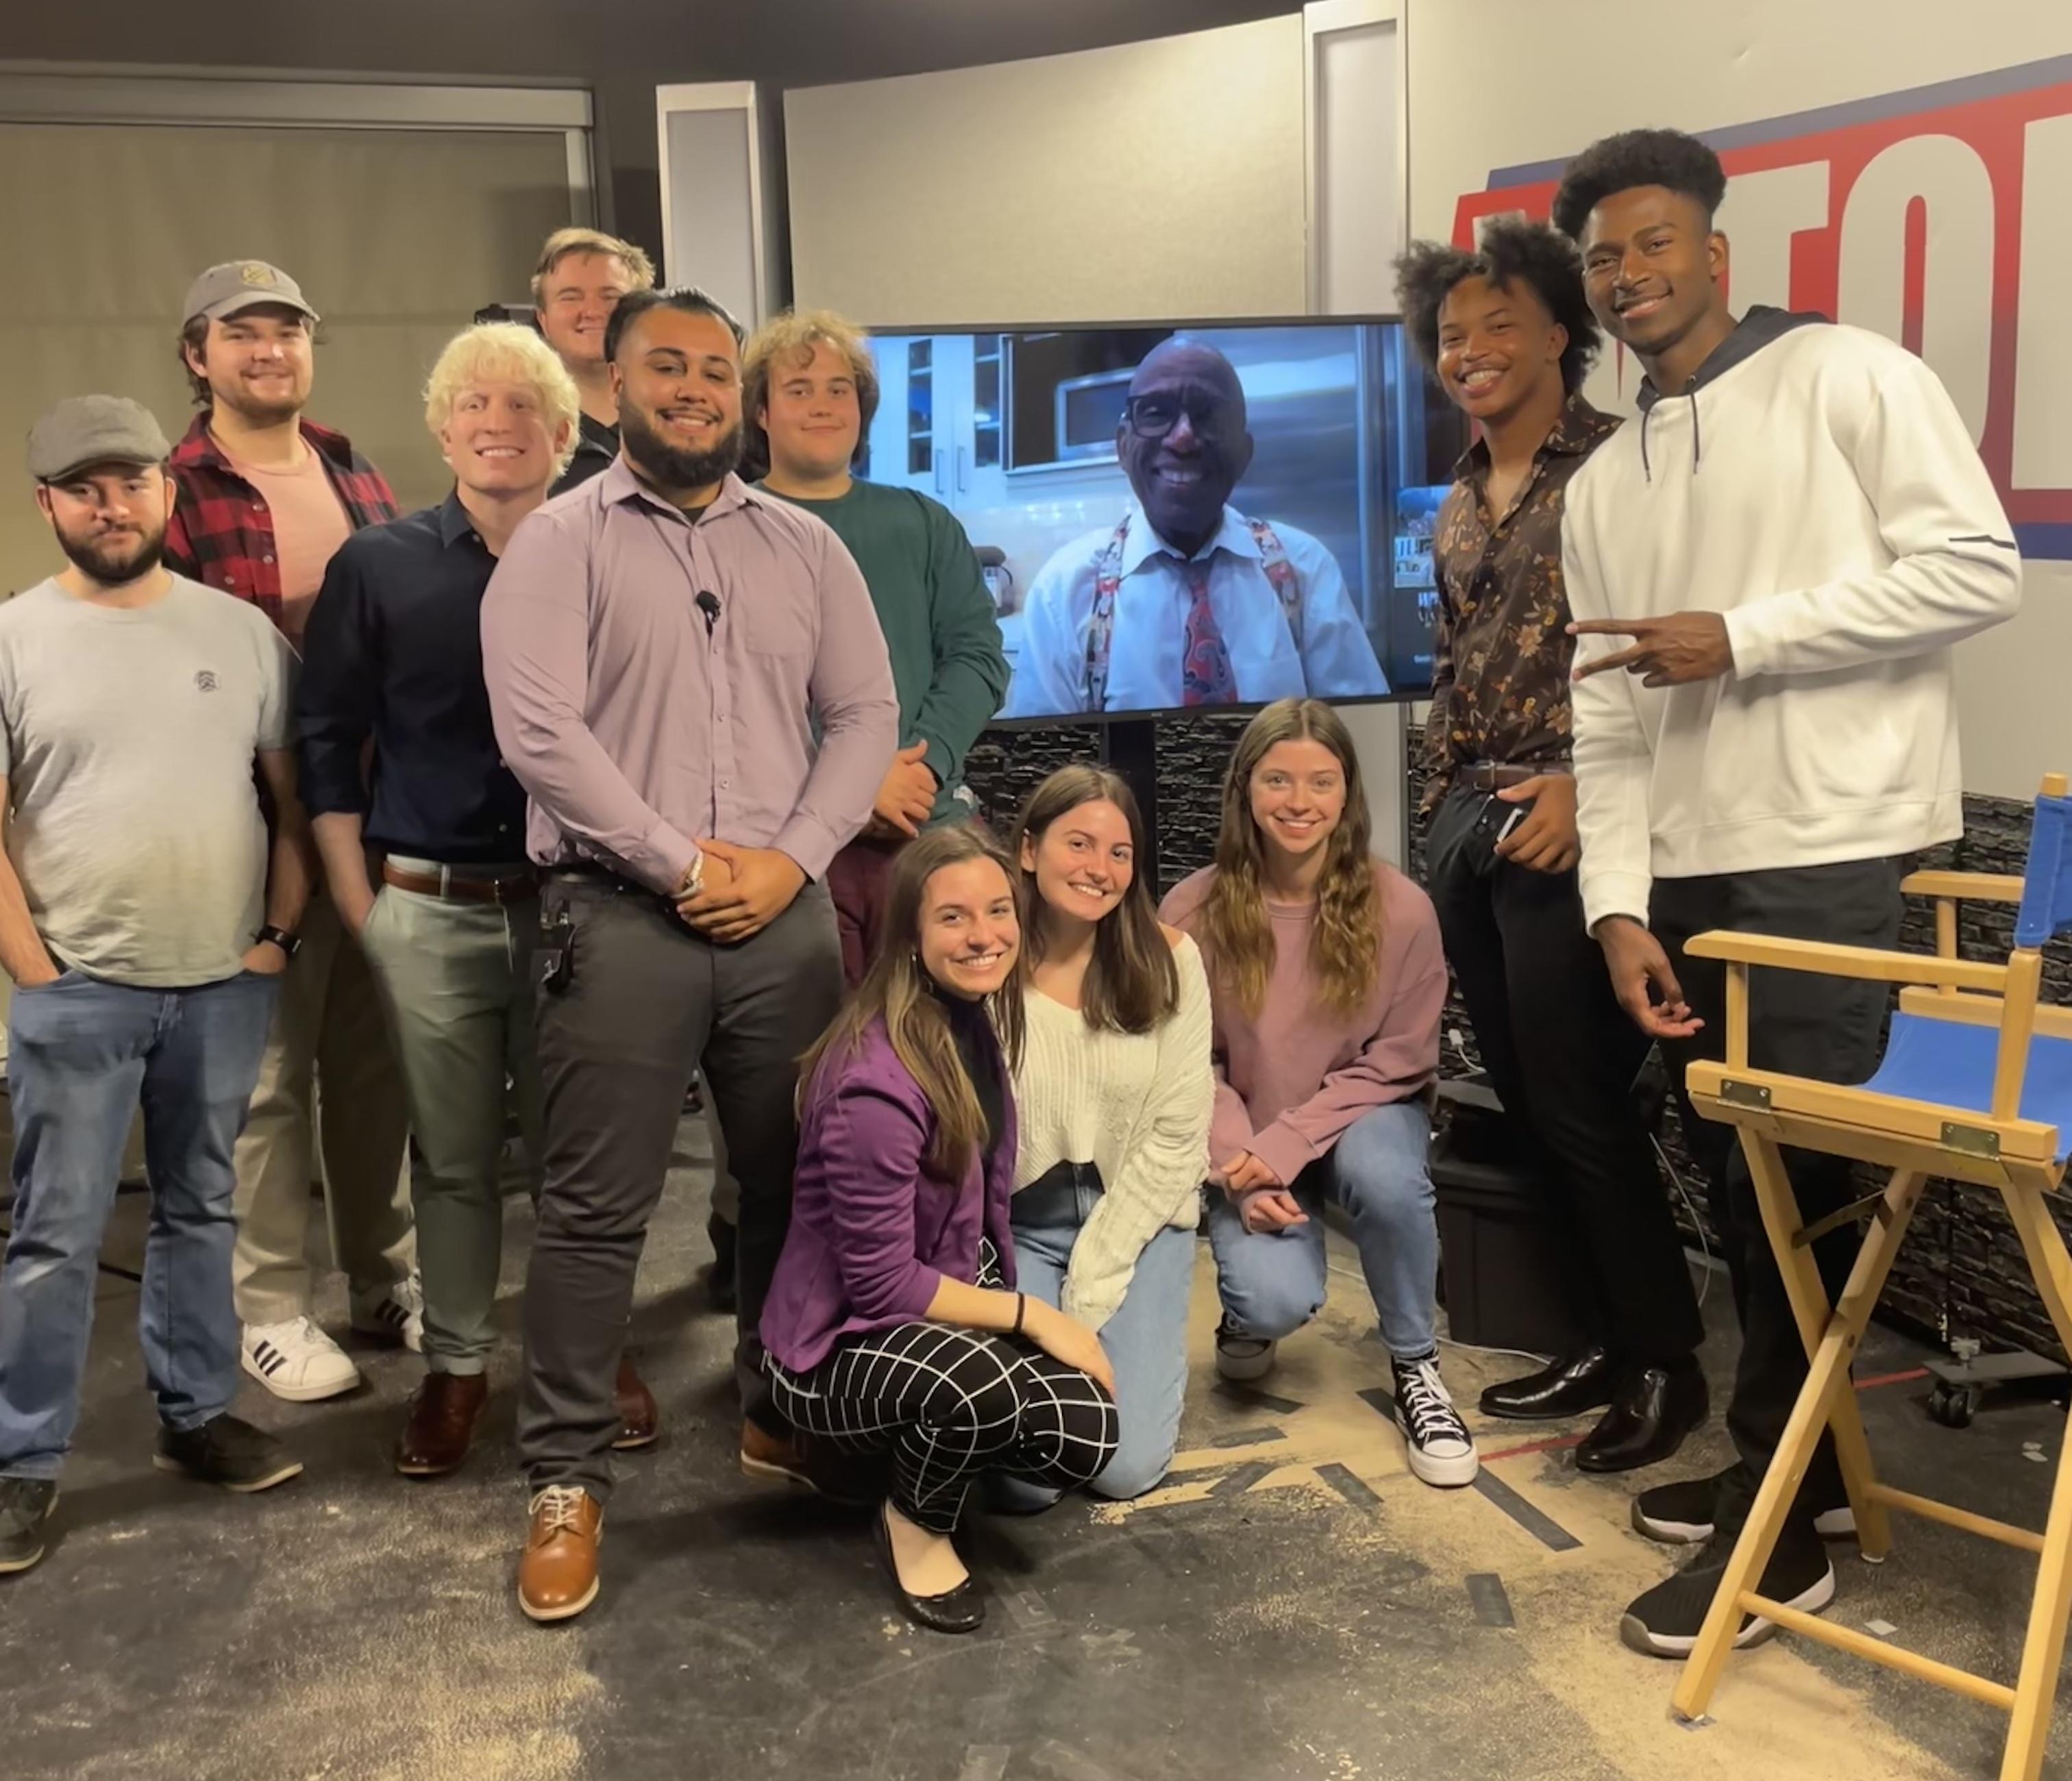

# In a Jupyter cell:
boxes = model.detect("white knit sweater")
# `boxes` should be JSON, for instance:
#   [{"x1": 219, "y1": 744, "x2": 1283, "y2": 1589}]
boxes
[{"x1": 1011, "y1": 934, "x2": 1216, "y2": 1330}]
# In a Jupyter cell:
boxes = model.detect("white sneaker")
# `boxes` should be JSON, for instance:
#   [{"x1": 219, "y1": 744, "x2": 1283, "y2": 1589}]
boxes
[
  {"x1": 1214, "y1": 1317, "x2": 1278, "y2": 1383},
  {"x1": 243, "y1": 1317, "x2": 360, "y2": 1402},
  {"x1": 350, "y1": 1275, "x2": 424, "y2": 1354},
  {"x1": 1392, "y1": 1356, "x2": 1479, "y2": 1489}
]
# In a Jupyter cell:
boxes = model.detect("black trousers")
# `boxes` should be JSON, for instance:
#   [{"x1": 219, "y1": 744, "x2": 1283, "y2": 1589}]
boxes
[
  {"x1": 1426, "y1": 788, "x2": 1704, "y2": 1365},
  {"x1": 1650, "y1": 857, "x2": 1903, "y2": 1540},
  {"x1": 517, "y1": 874, "x2": 843, "y2": 1497},
  {"x1": 770, "y1": 1322, "x2": 1119, "y2": 1533}
]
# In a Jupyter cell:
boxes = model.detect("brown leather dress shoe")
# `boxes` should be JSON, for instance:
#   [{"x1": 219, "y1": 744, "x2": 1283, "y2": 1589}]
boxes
[
  {"x1": 740, "y1": 1419, "x2": 813, "y2": 1486},
  {"x1": 393, "y1": 1371, "x2": 489, "y2": 1478},
  {"x1": 612, "y1": 1354, "x2": 658, "y2": 1451},
  {"x1": 518, "y1": 1486, "x2": 602, "y2": 1623}
]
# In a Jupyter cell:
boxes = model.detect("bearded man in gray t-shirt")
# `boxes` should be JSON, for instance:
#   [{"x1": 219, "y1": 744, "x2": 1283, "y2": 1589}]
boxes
[{"x1": 0, "y1": 397, "x2": 313, "y2": 1579}]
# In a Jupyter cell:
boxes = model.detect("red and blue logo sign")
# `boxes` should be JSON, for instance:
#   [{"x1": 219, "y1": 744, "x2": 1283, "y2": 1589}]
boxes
[{"x1": 1453, "y1": 53, "x2": 2072, "y2": 560}]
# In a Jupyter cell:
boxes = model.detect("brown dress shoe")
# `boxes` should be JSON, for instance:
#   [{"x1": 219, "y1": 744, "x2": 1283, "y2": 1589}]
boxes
[
  {"x1": 393, "y1": 1371, "x2": 489, "y2": 1478},
  {"x1": 740, "y1": 1419, "x2": 814, "y2": 1487},
  {"x1": 519, "y1": 1486, "x2": 602, "y2": 1623},
  {"x1": 613, "y1": 1354, "x2": 658, "y2": 1451}
]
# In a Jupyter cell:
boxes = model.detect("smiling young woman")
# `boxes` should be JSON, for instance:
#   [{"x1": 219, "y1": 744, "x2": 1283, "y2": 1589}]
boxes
[
  {"x1": 1163, "y1": 699, "x2": 1479, "y2": 1492},
  {"x1": 995, "y1": 765, "x2": 1215, "y2": 1509},
  {"x1": 759, "y1": 824, "x2": 1120, "y2": 1634}
]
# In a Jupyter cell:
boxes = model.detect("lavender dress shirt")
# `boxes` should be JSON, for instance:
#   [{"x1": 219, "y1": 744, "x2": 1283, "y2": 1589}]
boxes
[{"x1": 480, "y1": 460, "x2": 898, "y2": 891}]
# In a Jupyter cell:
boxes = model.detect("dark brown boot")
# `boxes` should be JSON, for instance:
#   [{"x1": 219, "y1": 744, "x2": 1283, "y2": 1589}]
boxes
[
  {"x1": 393, "y1": 1371, "x2": 489, "y2": 1478},
  {"x1": 612, "y1": 1354, "x2": 658, "y2": 1451}
]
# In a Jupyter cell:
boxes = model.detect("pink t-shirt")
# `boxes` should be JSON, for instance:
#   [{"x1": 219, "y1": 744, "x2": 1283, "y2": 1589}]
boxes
[
  {"x1": 1161, "y1": 859, "x2": 1445, "y2": 1186},
  {"x1": 219, "y1": 439, "x2": 351, "y2": 646}
]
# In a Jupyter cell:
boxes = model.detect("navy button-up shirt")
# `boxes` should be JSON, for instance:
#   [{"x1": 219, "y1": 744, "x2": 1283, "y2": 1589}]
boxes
[{"x1": 297, "y1": 493, "x2": 530, "y2": 863}]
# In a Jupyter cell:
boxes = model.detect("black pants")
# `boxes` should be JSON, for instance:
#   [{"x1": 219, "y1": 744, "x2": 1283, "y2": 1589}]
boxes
[
  {"x1": 1426, "y1": 788, "x2": 1703, "y2": 1365},
  {"x1": 1650, "y1": 858, "x2": 1903, "y2": 1540},
  {"x1": 769, "y1": 1310, "x2": 1119, "y2": 1533},
  {"x1": 517, "y1": 874, "x2": 843, "y2": 1497}
]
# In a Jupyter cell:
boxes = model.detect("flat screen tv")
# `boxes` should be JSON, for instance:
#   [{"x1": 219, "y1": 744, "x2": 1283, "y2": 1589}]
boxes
[{"x1": 857, "y1": 318, "x2": 1468, "y2": 725}]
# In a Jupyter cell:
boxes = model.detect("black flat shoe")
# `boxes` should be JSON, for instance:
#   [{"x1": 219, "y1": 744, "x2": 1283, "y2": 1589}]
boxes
[
  {"x1": 874, "y1": 1504, "x2": 985, "y2": 1634},
  {"x1": 1576, "y1": 1359, "x2": 1709, "y2": 1474},
  {"x1": 1479, "y1": 1345, "x2": 1618, "y2": 1421}
]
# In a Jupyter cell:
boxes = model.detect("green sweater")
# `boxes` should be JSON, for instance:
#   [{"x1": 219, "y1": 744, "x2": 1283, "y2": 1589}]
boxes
[{"x1": 769, "y1": 480, "x2": 1008, "y2": 827}]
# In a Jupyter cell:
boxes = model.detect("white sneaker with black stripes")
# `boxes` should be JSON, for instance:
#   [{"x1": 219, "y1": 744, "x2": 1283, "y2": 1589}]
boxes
[
  {"x1": 1391, "y1": 1355, "x2": 1479, "y2": 1489},
  {"x1": 241, "y1": 1316, "x2": 360, "y2": 1402},
  {"x1": 350, "y1": 1274, "x2": 425, "y2": 1354}
]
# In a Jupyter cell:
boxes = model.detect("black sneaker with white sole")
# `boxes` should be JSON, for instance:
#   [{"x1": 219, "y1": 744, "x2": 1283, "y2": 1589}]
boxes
[
  {"x1": 0, "y1": 1479, "x2": 57, "y2": 1575},
  {"x1": 1390, "y1": 1355, "x2": 1479, "y2": 1489},
  {"x1": 1620, "y1": 1525, "x2": 1836, "y2": 1658},
  {"x1": 1633, "y1": 1464, "x2": 1857, "y2": 1545},
  {"x1": 153, "y1": 1414, "x2": 304, "y2": 1493}
]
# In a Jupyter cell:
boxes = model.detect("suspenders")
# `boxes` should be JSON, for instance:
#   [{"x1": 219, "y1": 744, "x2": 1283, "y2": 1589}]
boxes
[{"x1": 1079, "y1": 514, "x2": 1304, "y2": 711}]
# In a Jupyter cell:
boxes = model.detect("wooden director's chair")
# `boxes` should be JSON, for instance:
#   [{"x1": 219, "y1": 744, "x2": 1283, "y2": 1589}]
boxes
[{"x1": 1671, "y1": 771, "x2": 2072, "y2": 1781}]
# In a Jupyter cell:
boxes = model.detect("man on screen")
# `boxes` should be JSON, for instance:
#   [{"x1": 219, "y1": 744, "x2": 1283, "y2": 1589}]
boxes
[{"x1": 1002, "y1": 338, "x2": 1385, "y2": 716}]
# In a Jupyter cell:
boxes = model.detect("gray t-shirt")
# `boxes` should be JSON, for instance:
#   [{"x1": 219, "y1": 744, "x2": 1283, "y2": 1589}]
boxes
[{"x1": 0, "y1": 575, "x2": 295, "y2": 988}]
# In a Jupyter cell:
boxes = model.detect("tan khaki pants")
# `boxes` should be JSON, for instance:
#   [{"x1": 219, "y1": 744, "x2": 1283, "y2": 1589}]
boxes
[{"x1": 231, "y1": 888, "x2": 415, "y2": 1323}]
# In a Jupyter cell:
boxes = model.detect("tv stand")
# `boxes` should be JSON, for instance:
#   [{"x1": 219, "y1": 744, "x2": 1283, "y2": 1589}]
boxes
[{"x1": 1098, "y1": 717, "x2": 1162, "y2": 888}]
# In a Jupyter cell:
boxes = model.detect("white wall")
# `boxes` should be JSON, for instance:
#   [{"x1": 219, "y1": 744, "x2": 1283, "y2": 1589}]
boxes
[
  {"x1": 783, "y1": 16, "x2": 1307, "y2": 327},
  {"x1": 1406, "y1": 0, "x2": 2072, "y2": 799}
]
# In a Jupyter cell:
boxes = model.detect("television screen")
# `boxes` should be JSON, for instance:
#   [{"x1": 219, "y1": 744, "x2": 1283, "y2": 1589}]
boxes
[{"x1": 857, "y1": 319, "x2": 1468, "y2": 723}]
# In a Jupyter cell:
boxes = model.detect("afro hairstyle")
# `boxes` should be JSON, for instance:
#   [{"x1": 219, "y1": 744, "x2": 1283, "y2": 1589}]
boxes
[{"x1": 1393, "y1": 219, "x2": 1601, "y2": 395}]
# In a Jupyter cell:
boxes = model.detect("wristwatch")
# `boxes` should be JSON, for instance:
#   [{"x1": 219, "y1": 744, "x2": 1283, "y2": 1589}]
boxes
[
  {"x1": 678, "y1": 854, "x2": 705, "y2": 899},
  {"x1": 257, "y1": 924, "x2": 302, "y2": 960}
]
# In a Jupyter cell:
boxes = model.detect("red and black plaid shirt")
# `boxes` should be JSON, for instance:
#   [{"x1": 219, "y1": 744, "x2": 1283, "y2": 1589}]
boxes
[{"x1": 163, "y1": 414, "x2": 399, "y2": 635}]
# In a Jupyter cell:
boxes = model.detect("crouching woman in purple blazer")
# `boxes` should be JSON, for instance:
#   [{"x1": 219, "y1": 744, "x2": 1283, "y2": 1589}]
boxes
[{"x1": 761, "y1": 824, "x2": 1119, "y2": 1635}]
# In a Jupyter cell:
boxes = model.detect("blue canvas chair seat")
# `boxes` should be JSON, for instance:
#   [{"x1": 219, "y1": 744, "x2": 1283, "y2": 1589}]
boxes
[{"x1": 1864, "y1": 1015, "x2": 2072, "y2": 1163}]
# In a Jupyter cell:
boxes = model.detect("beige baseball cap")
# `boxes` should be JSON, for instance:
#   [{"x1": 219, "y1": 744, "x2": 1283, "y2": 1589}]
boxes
[
  {"x1": 182, "y1": 260, "x2": 321, "y2": 328},
  {"x1": 26, "y1": 395, "x2": 172, "y2": 482}
]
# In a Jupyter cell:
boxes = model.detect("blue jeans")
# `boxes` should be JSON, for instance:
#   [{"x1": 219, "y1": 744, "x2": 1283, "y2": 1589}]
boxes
[
  {"x1": 0, "y1": 969, "x2": 276, "y2": 1479},
  {"x1": 1207, "y1": 1100, "x2": 1438, "y2": 1361},
  {"x1": 1000, "y1": 1163, "x2": 1197, "y2": 1504}
]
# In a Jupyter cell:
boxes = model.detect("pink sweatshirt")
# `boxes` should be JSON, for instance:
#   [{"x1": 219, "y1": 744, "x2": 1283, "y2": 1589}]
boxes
[{"x1": 1160, "y1": 860, "x2": 1444, "y2": 1186}]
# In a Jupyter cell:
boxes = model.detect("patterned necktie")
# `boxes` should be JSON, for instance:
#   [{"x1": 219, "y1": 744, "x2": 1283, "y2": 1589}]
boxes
[{"x1": 1179, "y1": 557, "x2": 1235, "y2": 706}]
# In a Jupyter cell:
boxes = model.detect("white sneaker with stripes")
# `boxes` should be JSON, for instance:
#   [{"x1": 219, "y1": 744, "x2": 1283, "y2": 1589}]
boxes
[
  {"x1": 241, "y1": 1316, "x2": 360, "y2": 1402},
  {"x1": 350, "y1": 1275, "x2": 424, "y2": 1354}
]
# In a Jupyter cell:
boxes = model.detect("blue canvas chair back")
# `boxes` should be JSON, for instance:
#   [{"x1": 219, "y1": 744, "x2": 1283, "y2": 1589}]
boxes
[{"x1": 2017, "y1": 792, "x2": 2072, "y2": 949}]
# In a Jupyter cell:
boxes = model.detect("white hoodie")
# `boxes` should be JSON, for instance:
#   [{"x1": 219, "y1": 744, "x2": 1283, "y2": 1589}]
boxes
[{"x1": 1563, "y1": 310, "x2": 2022, "y2": 932}]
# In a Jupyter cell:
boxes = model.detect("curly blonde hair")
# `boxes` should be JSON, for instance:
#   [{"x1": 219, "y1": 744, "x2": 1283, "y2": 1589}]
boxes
[
  {"x1": 423, "y1": 323, "x2": 582, "y2": 481},
  {"x1": 742, "y1": 308, "x2": 880, "y2": 474},
  {"x1": 1196, "y1": 699, "x2": 1381, "y2": 1018}
]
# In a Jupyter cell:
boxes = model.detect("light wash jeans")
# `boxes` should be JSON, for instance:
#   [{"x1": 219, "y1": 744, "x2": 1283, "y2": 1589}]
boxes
[
  {"x1": 358, "y1": 864, "x2": 542, "y2": 1375},
  {"x1": 1206, "y1": 1099, "x2": 1438, "y2": 1361},
  {"x1": 997, "y1": 1161, "x2": 1197, "y2": 1506},
  {"x1": 0, "y1": 968, "x2": 276, "y2": 1479}
]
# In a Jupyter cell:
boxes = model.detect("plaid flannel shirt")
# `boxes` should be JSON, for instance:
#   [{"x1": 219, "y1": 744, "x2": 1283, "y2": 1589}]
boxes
[{"x1": 164, "y1": 414, "x2": 399, "y2": 634}]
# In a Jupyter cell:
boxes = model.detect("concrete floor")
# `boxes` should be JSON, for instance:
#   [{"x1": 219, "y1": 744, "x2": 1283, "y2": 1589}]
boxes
[{"x1": 5, "y1": 1116, "x2": 2071, "y2": 1781}]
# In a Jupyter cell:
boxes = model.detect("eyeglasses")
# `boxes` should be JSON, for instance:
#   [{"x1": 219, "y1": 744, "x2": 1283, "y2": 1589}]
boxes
[{"x1": 1122, "y1": 394, "x2": 1231, "y2": 443}]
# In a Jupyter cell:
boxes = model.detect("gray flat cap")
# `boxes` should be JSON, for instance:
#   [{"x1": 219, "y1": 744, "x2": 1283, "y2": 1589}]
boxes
[{"x1": 27, "y1": 396, "x2": 172, "y2": 482}]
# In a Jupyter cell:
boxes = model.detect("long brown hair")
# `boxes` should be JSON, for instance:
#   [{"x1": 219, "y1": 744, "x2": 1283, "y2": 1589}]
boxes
[
  {"x1": 1196, "y1": 699, "x2": 1381, "y2": 1017},
  {"x1": 798, "y1": 825, "x2": 1024, "y2": 1180},
  {"x1": 1009, "y1": 765, "x2": 1179, "y2": 1034}
]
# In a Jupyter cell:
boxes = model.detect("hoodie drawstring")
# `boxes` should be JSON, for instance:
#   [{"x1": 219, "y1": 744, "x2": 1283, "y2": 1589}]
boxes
[
  {"x1": 1638, "y1": 406, "x2": 1653, "y2": 484},
  {"x1": 1690, "y1": 388, "x2": 1703, "y2": 473}
]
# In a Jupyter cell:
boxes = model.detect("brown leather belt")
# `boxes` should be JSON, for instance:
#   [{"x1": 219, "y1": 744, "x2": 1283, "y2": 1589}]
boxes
[
  {"x1": 1457, "y1": 761, "x2": 1570, "y2": 793},
  {"x1": 382, "y1": 861, "x2": 539, "y2": 906}
]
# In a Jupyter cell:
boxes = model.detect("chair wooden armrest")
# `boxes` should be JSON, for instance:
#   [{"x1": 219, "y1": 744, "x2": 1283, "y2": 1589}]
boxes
[
  {"x1": 1900, "y1": 870, "x2": 2028, "y2": 903},
  {"x1": 1683, "y1": 930, "x2": 2009, "y2": 992}
]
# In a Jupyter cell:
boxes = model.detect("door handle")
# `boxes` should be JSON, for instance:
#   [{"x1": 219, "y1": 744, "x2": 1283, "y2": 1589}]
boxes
[
  {"x1": 934, "y1": 447, "x2": 947, "y2": 497},
  {"x1": 957, "y1": 445, "x2": 970, "y2": 493}
]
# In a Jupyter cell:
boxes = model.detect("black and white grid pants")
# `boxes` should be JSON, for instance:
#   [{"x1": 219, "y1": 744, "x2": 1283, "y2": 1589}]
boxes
[{"x1": 769, "y1": 1247, "x2": 1119, "y2": 1532}]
